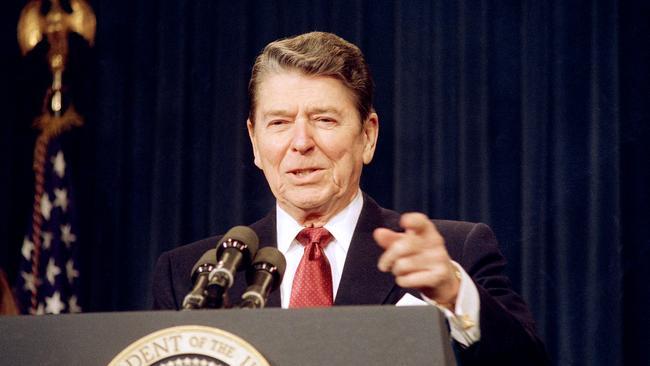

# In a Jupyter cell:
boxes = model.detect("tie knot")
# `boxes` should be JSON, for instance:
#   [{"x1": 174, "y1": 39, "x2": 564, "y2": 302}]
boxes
[{"x1": 296, "y1": 227, "x2": 333, "y2": 248}]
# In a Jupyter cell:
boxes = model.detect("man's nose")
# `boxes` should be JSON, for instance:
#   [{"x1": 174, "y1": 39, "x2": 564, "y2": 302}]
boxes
[{"x1": 290, "y1": 120, "x2": 315, "y2": 154}]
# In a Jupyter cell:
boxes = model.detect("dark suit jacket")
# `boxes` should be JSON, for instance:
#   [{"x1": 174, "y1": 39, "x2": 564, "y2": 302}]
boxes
[{"x1": 152, "y1": 193, "x2": 548, "y2": 365}]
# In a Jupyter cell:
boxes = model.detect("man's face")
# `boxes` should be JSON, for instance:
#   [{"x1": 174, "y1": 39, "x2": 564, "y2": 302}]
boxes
[{"x1": 247, "y1": 70, "x2": 378, "y2": 222}]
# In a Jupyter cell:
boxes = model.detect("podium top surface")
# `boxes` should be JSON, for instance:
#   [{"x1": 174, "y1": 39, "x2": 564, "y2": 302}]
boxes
[{"x1": 0, "y1": 305, "x2": 456, "y2": 366}]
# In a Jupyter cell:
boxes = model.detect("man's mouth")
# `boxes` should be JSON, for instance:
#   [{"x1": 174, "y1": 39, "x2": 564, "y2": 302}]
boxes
[{"x1": 291, "y1": 168, "x2": 319, "y2": 176}]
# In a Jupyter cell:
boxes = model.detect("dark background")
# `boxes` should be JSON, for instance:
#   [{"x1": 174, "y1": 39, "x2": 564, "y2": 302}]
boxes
[{"x1": 1, "y1": 1, "x2": 648, "y2": 365}]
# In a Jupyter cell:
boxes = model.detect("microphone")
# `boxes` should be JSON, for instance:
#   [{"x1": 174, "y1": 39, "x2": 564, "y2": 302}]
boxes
[
  {"x1": 206, "y1": 226, "x2": 259, "y2": 308},
  {"x1": 239, "y1": 247, "x2": 286, "y2": 309},
  {"x1": 182, "y1": 249, "x2": 217, "y2": 310}
]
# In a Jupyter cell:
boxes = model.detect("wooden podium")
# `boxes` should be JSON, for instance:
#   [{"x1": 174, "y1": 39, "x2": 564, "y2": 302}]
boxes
[{"x1": 0, "y1": 306, "x2": 457, "y2": 365}]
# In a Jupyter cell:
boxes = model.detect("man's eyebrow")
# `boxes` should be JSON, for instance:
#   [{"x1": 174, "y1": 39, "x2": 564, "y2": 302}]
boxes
[
  {"x1": 261, "y1": 109, "x2": 294, "y2": 118},
  {"x1": 307, "y1": 106, "x2": 343, "y2": 115}
]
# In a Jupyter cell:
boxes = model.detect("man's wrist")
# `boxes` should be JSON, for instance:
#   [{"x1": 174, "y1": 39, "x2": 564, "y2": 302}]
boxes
[
  {"x1": 420, "y1": 261, "x2": 481, "y2": 347},
  {"x1": 433, "y1": 266, "x2": 462, "y2": 310}
]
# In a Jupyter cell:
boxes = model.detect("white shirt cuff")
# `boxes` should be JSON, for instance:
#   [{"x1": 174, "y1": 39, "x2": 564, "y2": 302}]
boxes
[{"x1": 420, "y1": 261, "x2": 481, "y2": 347}]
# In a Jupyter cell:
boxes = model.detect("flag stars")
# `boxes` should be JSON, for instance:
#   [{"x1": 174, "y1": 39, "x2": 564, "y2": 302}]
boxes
[
  {"x1": 52, "y1": 151, "x2": 66, "y2": 178},
  {"x1": 32, "y1": 303, "x2": 45, "y2": 315},
  {"x1": 42, "y1": 231, "x2": 53, "y2": 250},
  {"x1": 66, "y1": 259, "x2": 80, "y2": 283},
  {"x1": 53, "y1": 188, "x2": 69, "y2": 212},
  {"x1": 20, "y1": 145, "x2": 81, "y2": 316},
  {"x1": 45, "y1": 291, "x2": 66, "y2": 314},
  {"x1": 40, "y1": 193, "x2": 53, "y2": 221},
  {"x1": 46, "y1": 258, "x2": 62, "y2": 285},
  {"x1": 21, "y1": 237, "x2": 34, "y2": 260},
  {"x1": 21, "y1": 271, "x2": 37, "y2": 293},
  {"x1": 68, "y1": 295, "x2": 82, "y2": 313},
  {"x1": 60, "y1": 224, "x2": 77, "y2": 248}
]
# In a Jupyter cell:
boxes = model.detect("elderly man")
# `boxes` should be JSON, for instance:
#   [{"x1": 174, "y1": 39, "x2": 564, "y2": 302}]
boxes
[{"x1": 153, "y1": 31, "x2": 548, "y2": 364}]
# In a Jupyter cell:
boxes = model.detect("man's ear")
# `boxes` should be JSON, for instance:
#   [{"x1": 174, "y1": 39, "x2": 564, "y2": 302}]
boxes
[
  {"x1": 362, "y1": 112, "x2": 379, "y2": 164},
  {"x1": 247, "y1": 119, "x2": 262, "y2": 169}
]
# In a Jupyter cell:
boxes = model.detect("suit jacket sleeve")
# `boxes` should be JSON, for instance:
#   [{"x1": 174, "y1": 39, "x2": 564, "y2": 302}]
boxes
[{"x1": 452, "y1": 222, "x2": 549, "y2": 365}]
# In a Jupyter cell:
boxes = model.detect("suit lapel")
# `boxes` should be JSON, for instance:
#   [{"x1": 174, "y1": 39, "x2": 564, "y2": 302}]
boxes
[{"x1": 334, "y1": 194, "x2": 400, "y2": 305}]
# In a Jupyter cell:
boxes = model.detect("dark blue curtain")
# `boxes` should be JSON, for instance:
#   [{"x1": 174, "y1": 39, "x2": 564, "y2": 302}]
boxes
[{"x1": 1, "y1": 1, "x2": 648, "y2": 365}]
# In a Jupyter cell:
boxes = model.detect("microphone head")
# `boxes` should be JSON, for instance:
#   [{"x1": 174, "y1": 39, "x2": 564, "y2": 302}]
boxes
[
  {"x1": 191, "y1": 248, "x2": 217, "y2": 283},
  {"x1": 217, "y1": 225, "x2": 259, "y2": 269},
  {"x1": 247, "y1": 247, "x2": 287, "y2": 291}
]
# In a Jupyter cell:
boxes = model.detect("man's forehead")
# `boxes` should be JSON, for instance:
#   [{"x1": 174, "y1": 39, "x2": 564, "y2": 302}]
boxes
[
  {"x1": 260, "y1": 105, "x2": 345, "y2": 118},
  {"x1": 255, "y1": 73, "x2": 354, "y2": 113}
]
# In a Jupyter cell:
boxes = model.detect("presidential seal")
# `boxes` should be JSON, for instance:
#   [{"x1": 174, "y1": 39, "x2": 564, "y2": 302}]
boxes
[{"x1": 108, "y1": 325, "x2": 270, "y2": 366}]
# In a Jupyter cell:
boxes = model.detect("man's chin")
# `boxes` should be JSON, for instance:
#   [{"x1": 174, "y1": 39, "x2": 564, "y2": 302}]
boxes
[
  {"x1": 291, "y1": 198, "x2": 329, "y2": 211},
  {"x1": 283, "y1": 191, "x2": 335, "y2": 213},
  {"x1": 277, "y1": 188, "x2": 357, "y2": 224}
]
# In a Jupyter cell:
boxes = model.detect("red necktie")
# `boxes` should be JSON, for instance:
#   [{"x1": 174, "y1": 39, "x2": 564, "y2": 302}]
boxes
[{"x1": 289, "y1": 227, "x2": 334, "y2": 308}]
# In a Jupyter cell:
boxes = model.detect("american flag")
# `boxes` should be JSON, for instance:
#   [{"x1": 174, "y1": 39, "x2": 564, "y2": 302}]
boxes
[{"x1": 16, "y1": 135, "x2": 82, "y2": 315}]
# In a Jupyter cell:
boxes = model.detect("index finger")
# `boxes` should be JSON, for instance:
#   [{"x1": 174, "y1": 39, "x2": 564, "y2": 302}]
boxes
[
  {"x1": 373, "y1": 227, "x2": 404, "y2": 249},
  {"x1": 400, "y1": 212, "x2": 437, "y2": 237}
]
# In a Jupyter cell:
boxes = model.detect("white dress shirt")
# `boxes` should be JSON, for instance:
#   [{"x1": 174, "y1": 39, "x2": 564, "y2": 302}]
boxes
[{"x1": 275, "y1": 190, "x2": 481, "y2": 346}]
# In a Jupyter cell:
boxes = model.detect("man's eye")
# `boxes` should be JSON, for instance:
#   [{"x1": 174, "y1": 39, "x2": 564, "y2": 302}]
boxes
[
  {"x1": 316, "y1": 117, "x2": 336, "y2": 124},
  {"x1": 268, "y1": 120, "x2": 289, "y2": 126}
]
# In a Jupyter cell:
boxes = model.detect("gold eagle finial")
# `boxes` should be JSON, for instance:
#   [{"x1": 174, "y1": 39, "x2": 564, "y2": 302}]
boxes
[{"x1": 17, "y1": 0, "x2": 96, "y2": 137}]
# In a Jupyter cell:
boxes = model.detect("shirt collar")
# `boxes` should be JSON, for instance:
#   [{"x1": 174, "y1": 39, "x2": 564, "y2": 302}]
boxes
[{"x1": 276, "y1": 190, "x2": 364, "y2": 253}]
